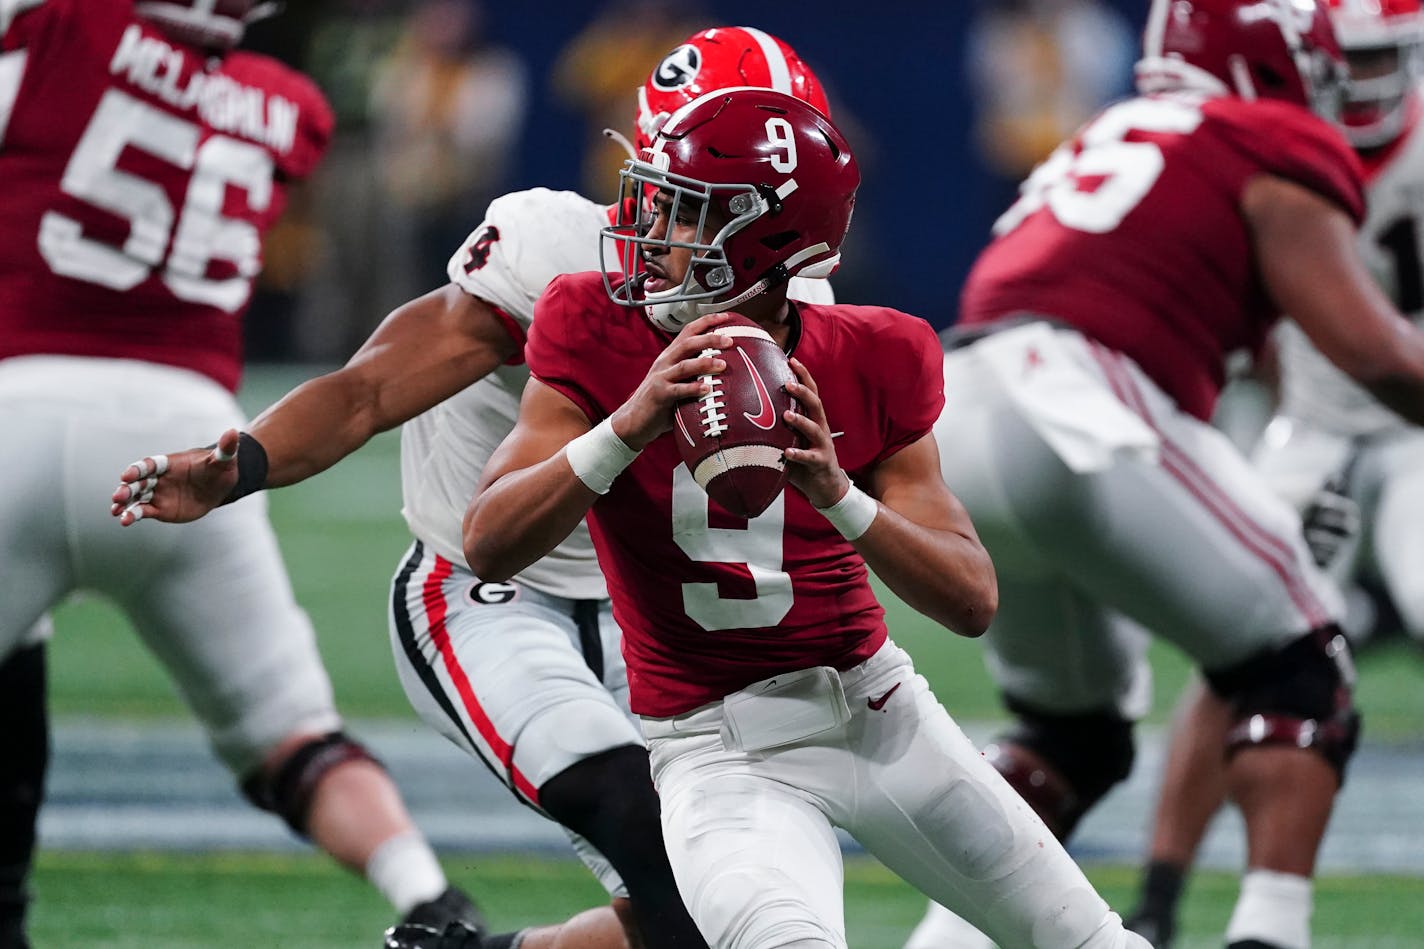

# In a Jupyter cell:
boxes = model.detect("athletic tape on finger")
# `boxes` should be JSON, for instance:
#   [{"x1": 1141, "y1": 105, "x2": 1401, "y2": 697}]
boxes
[{"x1": 211, "y1": 443, "x2": 235, "y2": 463}]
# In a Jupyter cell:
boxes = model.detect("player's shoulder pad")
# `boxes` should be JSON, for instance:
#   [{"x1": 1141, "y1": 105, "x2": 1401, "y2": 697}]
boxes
[
  {"x1": 525, "y1": 271, "x2": 623, "y2": 406},
  {"x1": 222, "y1": 51, "x2": 334, "y2": 179},
  {"x1": 464, "y1": 188, "x2": 608, "y2": 284},
  {"x1": 1203, "y1": 97, "x2": 1365, "y2": 224},
  {"x1": 829, "y1": 305, "x2": 944, "y2": 389}
]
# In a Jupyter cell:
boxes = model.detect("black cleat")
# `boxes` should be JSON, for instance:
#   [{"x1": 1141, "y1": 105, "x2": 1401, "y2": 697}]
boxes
[
  {"x1": 401, "y1": 886, "x2": 486, "y2": 936},
  {"x1": 1124, "y1": 909, "x2": 1175, "y2": 949},
  {"x1": 382, "y1": 920, "x2": 483, "y2": 949}
]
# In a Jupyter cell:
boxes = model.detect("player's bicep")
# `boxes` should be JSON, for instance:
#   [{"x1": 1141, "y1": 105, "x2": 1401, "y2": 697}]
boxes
[
  {"x1": 1246, "y1": 174, "x2": 1419, "y2": 383},
  {"x1": 478, "y1": 378, "x2": 593, "y2": 492},
  {"x1": 342, "y1": 283, "x2": 518, "y2": 429},
  {"x1": 864, "y1": 433, "x2": 980, "y2": 540}
]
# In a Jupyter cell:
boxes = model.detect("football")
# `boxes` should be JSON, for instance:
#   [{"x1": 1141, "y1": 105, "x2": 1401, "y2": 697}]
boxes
[{"x1": 674, "y1": 314, "x2": 801, "y2": 518}]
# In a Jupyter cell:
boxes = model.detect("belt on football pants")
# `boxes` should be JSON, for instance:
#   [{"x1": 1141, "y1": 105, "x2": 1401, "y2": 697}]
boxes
[{"x1": 940, "y1": 313, "x2": 1072, "y2": 351}]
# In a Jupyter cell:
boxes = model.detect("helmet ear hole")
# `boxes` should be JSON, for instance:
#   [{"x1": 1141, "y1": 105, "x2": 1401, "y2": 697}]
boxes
[
  {"x1": 761, "y1": 231, "x2": 798, "y2": 251},
  {"x1": 1255, "y1": 64, "x2": 1286, "y2": 90}
]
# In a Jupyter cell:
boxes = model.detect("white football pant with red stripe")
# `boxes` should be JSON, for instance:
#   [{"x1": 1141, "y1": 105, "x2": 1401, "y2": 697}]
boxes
[
  {"x1": 934, "y1": 322, "x2": 1343, "y2": 718},
  {"x1": 388, "y1": 540, "x2": 643, "y2": 896}
]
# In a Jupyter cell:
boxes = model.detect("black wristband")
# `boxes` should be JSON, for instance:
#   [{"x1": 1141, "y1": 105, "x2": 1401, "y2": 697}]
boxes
[{"x1": 219, "y1": 432, "x2": 270, "y2": 506}]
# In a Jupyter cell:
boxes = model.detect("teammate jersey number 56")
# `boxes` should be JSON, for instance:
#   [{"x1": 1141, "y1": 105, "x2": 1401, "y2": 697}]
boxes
[
  {"x1": 39, "y1": 88, "x2": 274, "y2": 313},
  {"x1": 994, "y1": 97, "x2": 1205, "y2": 236}
]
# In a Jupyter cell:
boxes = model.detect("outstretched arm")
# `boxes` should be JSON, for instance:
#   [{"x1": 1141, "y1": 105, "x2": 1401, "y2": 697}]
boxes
[
  {"x1": 783, "y1": 358, "x2": 998, "y2": 637},
  {"x1": 112, "y1": 284, "x2": 517, "y2": 524}
]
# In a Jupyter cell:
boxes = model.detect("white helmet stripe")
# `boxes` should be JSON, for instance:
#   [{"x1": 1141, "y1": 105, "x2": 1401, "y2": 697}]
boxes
[
  {"x1": 1143, "y1": 0, "x2": 1170, "y2": 59},
  {"x1": 738, "y1": 26, "x2": 793, "y2": 94}
]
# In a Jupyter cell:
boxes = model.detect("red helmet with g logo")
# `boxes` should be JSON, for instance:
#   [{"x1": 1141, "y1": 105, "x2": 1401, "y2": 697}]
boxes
[
  {"x1": 635, "y1": 27, "x2": 831, "y2": 154},
  {"x1": 605, "y1": 88, "x2": 859, "y2": 332},
  {"x1": 134, "y1": 0, "x2": 274, "y2": 51},
  {"x1": 1135, "y1": 0, "x2": 1348, "y2": 120}
]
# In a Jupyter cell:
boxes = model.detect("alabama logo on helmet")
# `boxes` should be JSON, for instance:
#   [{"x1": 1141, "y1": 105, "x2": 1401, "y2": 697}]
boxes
[{"x1": 652, "y1": 44, "x2": 702, "y2": 91}]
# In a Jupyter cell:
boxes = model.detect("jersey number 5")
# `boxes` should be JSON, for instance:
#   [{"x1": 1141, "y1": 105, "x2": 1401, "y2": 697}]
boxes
[
  {"x1": 994, "y1": 97, "x2": 1205, "y2": 236},
  {"x1": 38, "y1": 88, "x2": 274, "y2": 313}
]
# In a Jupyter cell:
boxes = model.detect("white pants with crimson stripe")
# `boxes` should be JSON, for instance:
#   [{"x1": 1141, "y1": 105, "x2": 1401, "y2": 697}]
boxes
[
  {"x1": 934, "y1": 323, "x2": 1343, "y2": 718},
  {"x1": 388, "y1": 540, "x2": 643, "y2": 896}
]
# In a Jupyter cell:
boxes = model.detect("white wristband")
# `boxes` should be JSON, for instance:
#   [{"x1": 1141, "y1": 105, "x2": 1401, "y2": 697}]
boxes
[
  {"x1": 566, "y1": 418, "x2": 640, "y2": 495},
  {"x1": 816, "y1": 483, "x2": 878, "y2": 541}
]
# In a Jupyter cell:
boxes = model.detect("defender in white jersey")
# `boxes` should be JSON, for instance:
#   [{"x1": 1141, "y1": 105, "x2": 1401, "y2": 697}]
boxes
[
  {"x1": 113, "y1": 27, "x2": 834, "y2": 949},
  {"x1": 1123, "y1": 3, "x2": 1424, "y2": 946}
]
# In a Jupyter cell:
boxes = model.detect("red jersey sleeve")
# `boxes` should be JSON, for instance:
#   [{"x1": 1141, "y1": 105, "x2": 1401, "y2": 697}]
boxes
[
  {"x1": 864, "y1": 310, "x2": 944, "y2": 466},
  {"x1": 223, "y1": 52, "x2": 333, "y2": 182},
  {"x1": 525, "y1": 273, "x2": 606, "y2": 423},
  {"x1": 1, "y1": 0, "x2": 59, "y2": 51},
  {"x1": 1203, "y1": 97, "x2": 1365, "y2": 224}
]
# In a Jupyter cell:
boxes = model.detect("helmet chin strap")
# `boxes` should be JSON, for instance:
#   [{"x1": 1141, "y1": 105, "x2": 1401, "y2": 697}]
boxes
[{"x1": 645, "y1": 277, "x2": 772, "y2": 333}]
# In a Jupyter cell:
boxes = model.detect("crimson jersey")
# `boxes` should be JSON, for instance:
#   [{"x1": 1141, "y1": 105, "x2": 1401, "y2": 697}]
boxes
[
  {"x1": 526, "y1": 271, "x2": 944, "y2": 716},
  {"x1": 0, "y1": 0, "x2": 332, "y2": 392},
  {"x1": 961, "y1": 93, "x2": 1365, "y2": 421}
]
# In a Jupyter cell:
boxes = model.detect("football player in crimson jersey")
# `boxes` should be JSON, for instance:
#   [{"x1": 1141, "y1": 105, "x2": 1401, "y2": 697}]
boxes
[
  {"x1": 463, "y1": 87, "x2": 1148, "y2": 949},
  {"x1": 1121, "y1": 1, "x2": 1424, "y2": 945},
  {"x1": 111, "y1": 26, "x2": 838, "y2": 949},
  {"x1": 911, "y1": 1, "x2": 1424, "y2": 948},
  {"x1": 0, "y1": 0, "x2": 487, "y2": 944}
]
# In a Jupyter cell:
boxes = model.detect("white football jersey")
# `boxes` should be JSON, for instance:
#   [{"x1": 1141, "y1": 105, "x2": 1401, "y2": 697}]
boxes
[
  {"x1": 399, "y1": 187, "x2": 834, "y2": 599},
  {"x1": 1276, "y1": 91, "x2": 1424, "y2": 436}
]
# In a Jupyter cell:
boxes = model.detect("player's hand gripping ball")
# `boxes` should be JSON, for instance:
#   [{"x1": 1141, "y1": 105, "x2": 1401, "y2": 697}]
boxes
[{"x1": 674, "y1": 314, "x2": 803, "y2": 518}]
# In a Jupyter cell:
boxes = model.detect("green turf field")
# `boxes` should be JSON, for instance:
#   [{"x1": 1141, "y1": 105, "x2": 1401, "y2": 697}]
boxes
[
  {"x1": 27, "y1": 852, "x2": 1424, "y2": 948},
  {"x1": 40, "y1": 366, "x2": 1424, "y2": 947}
]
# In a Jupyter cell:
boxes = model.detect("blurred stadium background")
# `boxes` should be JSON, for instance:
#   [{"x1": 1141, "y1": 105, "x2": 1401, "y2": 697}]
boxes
[{"x1": 33, "y1": 1, "x2": 1424, "y2": 946}]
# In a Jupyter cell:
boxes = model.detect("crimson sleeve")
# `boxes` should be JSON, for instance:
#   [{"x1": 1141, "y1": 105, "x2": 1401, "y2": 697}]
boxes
[
  {"x1": 525, "y1": 274, "x2": 603, "y2": 423},
  {"x1": 1206, "y1": 97, "x2": 1366, "y2": 225},
  {"x1": 869, "y1": 313, "x2": 945, "y2": 467}
]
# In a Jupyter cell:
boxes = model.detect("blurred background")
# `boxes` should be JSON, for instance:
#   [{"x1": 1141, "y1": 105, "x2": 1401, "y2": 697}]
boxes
[
  {"x1": 240, "y1": 0, "x2": 1142, "y2": 362},
  {"x1": 38, "y1": 2, "x2": 1424, "y2": 946}
]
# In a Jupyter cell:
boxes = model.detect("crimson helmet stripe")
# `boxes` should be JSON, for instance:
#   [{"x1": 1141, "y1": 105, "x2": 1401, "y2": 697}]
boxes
[{"x1": 736, "y1": 26, "x2": 794, "y2": 94}]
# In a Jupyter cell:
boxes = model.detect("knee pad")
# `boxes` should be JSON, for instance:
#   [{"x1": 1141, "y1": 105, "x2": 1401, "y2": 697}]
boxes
[
  {"x1": 240, "y1": 731, "x2": 384, "y2": 836},
  {"x1": 539, "y1": 746, "x2": 705, "y2": 948},
  {"x1": 1204, "y1": 626, "x2": 1360, "y2": 784},
  {"x1": 987, "y1": 699, "x2": 1136, "y2": 840},
  {"x1": 539, "y1": 745, "x2": 669, "y2": 883}
]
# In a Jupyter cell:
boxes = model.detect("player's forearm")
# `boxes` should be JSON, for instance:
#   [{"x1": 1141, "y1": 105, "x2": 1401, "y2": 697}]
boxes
[
  {"x1": 856, "y1": 517, "x2": 998, "y2": 638},
  {"x1": 247, "y1": 371, "x2": 387, "y2": 488},
  {"x1": 463, "y1": 458, "x2": 596, "y2": 581}
]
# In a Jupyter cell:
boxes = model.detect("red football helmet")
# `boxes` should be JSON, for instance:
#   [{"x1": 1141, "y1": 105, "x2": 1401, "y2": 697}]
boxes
[
  {"x1": 635, "y1": 27, "x2": 831, "y2": 154},
  {"x1": 1327, "y1": 0, "x2": 1424, "y2": 146},
  {"x1": 604, "y1": 88, "x2": 859, "y2": 332},
  {"x1": 134, "y1": 0, "x2": 276, "y2": 51},
  {"x1": 1135, "y1": 0, "x2": 1349, "y2": 120}
]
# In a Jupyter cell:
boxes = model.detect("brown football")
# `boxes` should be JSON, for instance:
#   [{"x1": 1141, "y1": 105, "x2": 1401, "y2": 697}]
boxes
[{"x1": 673, "y1": 314, "x2": 801, "y2": 518}]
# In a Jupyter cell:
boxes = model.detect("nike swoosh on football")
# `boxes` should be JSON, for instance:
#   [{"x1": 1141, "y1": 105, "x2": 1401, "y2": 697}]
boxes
[
  {"x1": 739, "y1": 348, "x2": 778, "y2": 430},
  {"x1": 867, "y1": 682, "x2": 901, "y2": 711}
]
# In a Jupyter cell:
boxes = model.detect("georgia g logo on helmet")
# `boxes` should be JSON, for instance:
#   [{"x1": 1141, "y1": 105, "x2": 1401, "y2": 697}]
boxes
[{"x1": 652, "y1": 44, "x2": 702, "y2": 91}]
